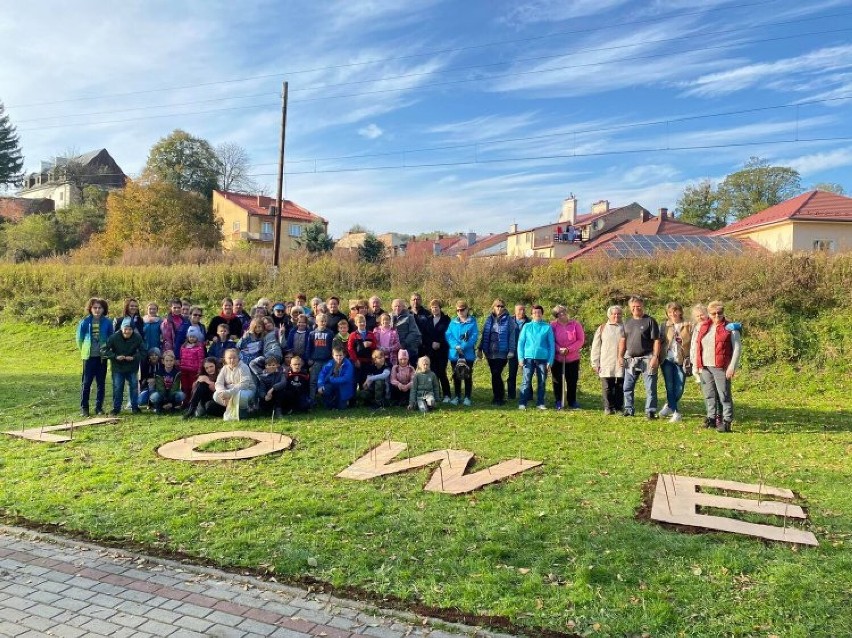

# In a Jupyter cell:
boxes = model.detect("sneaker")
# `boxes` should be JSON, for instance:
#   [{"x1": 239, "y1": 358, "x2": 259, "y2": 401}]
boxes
[
  {"x1": 717, "y1": 420, "x2": 732, "y2": 433},
  {"x1": 273, "y1": 408, "x2": 284, "y2": 419},
  {"x1": 669, "y1": 411, "x2": 682, "y2": 423},
  {"x1": 443, "y1": 396, "x2": 452, "y2": 404},
  {"x1": 130, "y1": 408, "x2": 141, "y2": 415},
  {"x1": 450, "y1": 397, "x2": 459, "y2": 406},
  {"x1": 94, "y1": 408, "x2": 104, "y2": 416},
  {"x1": 79, "y1": 408, "x2": 90, "y2": 418},
  {"x1": 463, "y1": 398, "x2": 472, "y2": 407},
  {"x1": 554, "y1": 401, "x2": 563, "y2": 411},
  {"x1": 659, "y1": 404, "x2": 672, "y2": 417},
  {"x1": 195, "y1": 404, "x2": 207, "y2": 418},
  {"x1": 569, "y1": 402, "x2": 580, "y2": 410},
  {"x1": 647, "y1": 411, "x2": 658, "y2": 420},
  {"x1": 108, "y1": 409, "x2": 120, "y2": 417},
  {"x1": 704, "y1": 417, "x2": 715, "y2": 429},
  {"x1": 537, "y1": 404, "x2": 547, "y2": 410},
  {"x1": 518, "y1": 404, "x2": 527, "y2": 410},
  {"x1": 604, "y1": 408, "x2": 613, "y2": 415},
  {"x1": 623, "y1": 410, "x2": 634, "y2": 417}
]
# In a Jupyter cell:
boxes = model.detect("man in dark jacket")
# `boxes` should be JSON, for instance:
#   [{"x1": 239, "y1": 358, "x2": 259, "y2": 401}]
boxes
[
  {"x1": 325, "y1": 296, "x2": 350, "y2": 336},
  {"x1": 102, "y1": 318, "x2": 145, "y2": 415},
  {"x1": 409, "y1": 292, "x2": 431, "y2": 356},
  {"x1": 391, "y1": 298, "x2": 422, "y2": 364}
]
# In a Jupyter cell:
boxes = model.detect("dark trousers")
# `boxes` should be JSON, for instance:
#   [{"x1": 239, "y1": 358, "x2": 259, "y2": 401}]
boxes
[
  {"x1": 487, "y1": 357, "x2": 508, "y2": 403},
  {"x1": 282, "y1": 386, "x2": 310, "y2": 412},
  {"x1": 551, "y1": 359, "x2": 579, "y2": 406},
  {"x1": 258, "y1": 386, "x2": 287, "y2": 413},
  {"x1": 81, "y1": 357, "x2": 107, "y2": 412},
  {"x1": 428, "y1": 352, "x2": 451, "y2": 397},
  {"x1": 186, "y1": 382, "x2": 214, "y2": 414},
  {"x1": 600, "y1": 377, "x2": 624, "y2": 412},
  {"x1": 507, "y1": 355, "x2": 520, "y2": 400}
]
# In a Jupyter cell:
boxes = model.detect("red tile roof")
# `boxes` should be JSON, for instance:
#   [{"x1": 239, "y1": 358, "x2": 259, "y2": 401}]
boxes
[
  {"x1": 714, "y1": 190, "x2": 852, "y2": 235},
  {"x1": 460, "y1": 232, "x2": 508, "y2": 257},
  {"x1": 214, "y1": 190, "x2": 325, "y2": 223}
]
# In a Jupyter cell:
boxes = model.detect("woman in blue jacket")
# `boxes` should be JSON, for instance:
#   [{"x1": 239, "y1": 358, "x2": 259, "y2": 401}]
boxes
[
  {"x1": 517, "y1": 305, "x2": 555, "y2": 410},
  {"x1": 317, "y1": 346, "x2": 355, "y2": 409},
  {"x1": 76, "y1": 297, "x2": 114, "y2": 416},
  {"x1": 445, "y1": 300, "x2": 479, "y2": 406},
  {"x1": 477, "y1": 298, "x2": 517, "y2": 406}
]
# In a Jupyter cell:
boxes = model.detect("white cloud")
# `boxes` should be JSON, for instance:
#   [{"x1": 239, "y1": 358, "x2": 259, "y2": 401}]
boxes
[
  {"x1": 776, "y1": 147, "x2": 852, "y2": 174},
  {"x1": 358, "y1": 123, "x2": 384, "y2": 139}
]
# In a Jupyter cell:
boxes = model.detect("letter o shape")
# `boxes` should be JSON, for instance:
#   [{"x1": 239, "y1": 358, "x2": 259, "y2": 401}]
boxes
[{"x1": 157, "y1": 430, "x2": 293, "y2": 461}]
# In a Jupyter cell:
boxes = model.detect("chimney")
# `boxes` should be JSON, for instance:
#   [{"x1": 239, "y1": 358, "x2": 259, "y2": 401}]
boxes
[
  {"x1": 466, "y1": 232, "x2": 477, "y2": 246},
  {"x1": 592, "y1": 199, "x2": 610, "y2": 214},
  {"x1": 659, "y1": 207, "x2": 668, "y2": 220},
  {"x1": 640, "y1": 207, "x2": 650, "y2": 222},
  {"x1": 558, "y1": 195, "x2": 577, "y2": 225},
  {"x1": 509, "y1": 223, "x2": 518, "y2": 233},
  {"x1": 257, "y1": 195, "x2": 263, "y2": 207}
]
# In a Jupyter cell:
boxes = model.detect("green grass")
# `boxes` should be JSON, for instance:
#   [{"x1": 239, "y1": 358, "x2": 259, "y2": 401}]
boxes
[{"x1": 1, "y1": 323, "x2": 850, "y2": 637}]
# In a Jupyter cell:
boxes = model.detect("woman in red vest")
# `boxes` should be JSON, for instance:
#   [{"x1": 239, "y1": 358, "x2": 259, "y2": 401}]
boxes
[{"x1": 695, "y1": 300, "x2": 742, "y2": 432}]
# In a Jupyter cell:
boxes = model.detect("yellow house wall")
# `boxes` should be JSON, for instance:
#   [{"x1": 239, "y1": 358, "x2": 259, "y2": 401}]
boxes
[
  {"x1": 507, "y1": 230, "x2": 535, "y2": 257},
  {"x1": 213, "y1": 195, "x2": 249, "y2": 249},
  {"x1": 734, "y1": 220, "x2": 852, "y2": 252},
  {"x1": 736, "y1": 223, "x2": 794, "y2": 252}
]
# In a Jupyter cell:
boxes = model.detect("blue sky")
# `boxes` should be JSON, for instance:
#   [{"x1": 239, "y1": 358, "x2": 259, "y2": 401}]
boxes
[{"x1": 2, "y1": 0, "x2": 852, "y2": 236}]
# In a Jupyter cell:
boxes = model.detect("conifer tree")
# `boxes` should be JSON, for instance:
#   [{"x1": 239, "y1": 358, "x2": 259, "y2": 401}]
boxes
[{"x1": 0, "y1": 100, "x2": 24, "y2": 188}]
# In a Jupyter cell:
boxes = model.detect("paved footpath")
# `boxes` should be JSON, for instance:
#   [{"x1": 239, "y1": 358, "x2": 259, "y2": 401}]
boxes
[{"x1": 0, "y1": 526, "x2": 517, "y2": 638}]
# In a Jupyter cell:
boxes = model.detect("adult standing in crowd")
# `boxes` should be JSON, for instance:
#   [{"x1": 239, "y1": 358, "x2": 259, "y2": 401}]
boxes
[
  {"x1": 446, "y1": 299, "x2": 478, "y2": 406},
  {"x1": 507, "y1": 304, "x2": 529, "y2": 402},
  {"x1": 233, "y1": 298, "x2": 251, "y2": 335},
  {"x1": 695, "y1": 301, "x2": 742, "y2": 433},
  {"x1": 207, "y1": 297, "x2": 244, "y2": 342},
  {"x1": 590, "y1": 305, "x2": 625, "y2": 415},
  {"x1": 551, "y1": 305, "x2": 585, "y2": 410},
  {"x1": 478, "y1": 298, "x2": 516, "y2": 406},
  {"x1": 517, "y1": 305, "x2": 554, "y2": 410},
  {"x1": 113, "y1": 298, "x2": 144, "y2": 338},
  {"x1": 619, "y1": 295, "x2": 661, "y2": 418},
  {"x1": 409, "y1": 292, "x2": 430, "y2": 355},
  {"x1": 161, "y1": 298, "x2": 187, "y2": 357},
  {"x1": 659, "y1": 302, "x2": 692, "y2": 423},
  {"x1": 270, "y1": 302, "x2": 291, "y2": 336},
  {"x1": 365, "y1": 296, "x2": 385, "y2": 331},
  {"x1": 422, "y1": 298, "x2": 452, "y2": 401},
  {"x1": 391, "y1": 298, "x2": 422, "y2": 362},
  {"x1": 325, "y1": 296, "x2": 349, "y2": 335}
]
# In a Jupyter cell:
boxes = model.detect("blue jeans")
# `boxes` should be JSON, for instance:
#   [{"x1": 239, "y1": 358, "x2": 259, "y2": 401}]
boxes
[
  {"x1": 661, "y1": 359, "x2": 685, "y2": 412},
  {"x1": 622, "y1": 360, "x2": 658, "y2": 415},
  {"x1": 149, "y1": 390, "x2": 186, "y2": 408},
  {"x1": 520, "y1": 360, "x2": 548, "y2": 407},
  {"x1": 111, "y1": 371, "x2": 138, "y2": 412},
  {"x1": 81, "y1": 357, "x2": 107, "y2": 412}
]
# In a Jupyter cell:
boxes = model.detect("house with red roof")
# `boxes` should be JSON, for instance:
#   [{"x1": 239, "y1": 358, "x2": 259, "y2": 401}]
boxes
[
  {"x1": 213, "y1": 190, "x2": 327, "y2": 251},
  {"x1": 713, "y1": 190, "x2": 852, "y2": 252}
]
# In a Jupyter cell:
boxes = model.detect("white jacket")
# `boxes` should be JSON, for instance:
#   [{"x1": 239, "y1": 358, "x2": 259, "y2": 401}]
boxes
[{"x1": 590, "y1": 322, "x2": 625, "y2": 378}]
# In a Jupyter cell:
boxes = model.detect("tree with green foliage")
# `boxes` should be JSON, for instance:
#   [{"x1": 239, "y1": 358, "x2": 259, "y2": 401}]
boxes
[
  {"x1": 144, "y1": 129, "x2": 220, "y2": 197},
  {"x1": 97, "y1": 178, "x2": 222, "y2": 256},
  {"x1": 811, "y1": 182, "x2": 845, "y2": 195},
  {"x1": 2, "y1": 214, "x2": 60, "y2": 261},
  {"x1": 358, "y1": 233, "x2": 386, "y2": 263},
  {"x1": 675, "y1": 179, "x2": 726, "y2": 230},
  {"x1": 298, "y1": 221, "x2": 335, "y2": 253},
  {"x1": 716, "y1": 157, "x2": 802, "y2": 222},
  {"x1": 0, "y1": 100, "x2": 24, "y2": 189}
]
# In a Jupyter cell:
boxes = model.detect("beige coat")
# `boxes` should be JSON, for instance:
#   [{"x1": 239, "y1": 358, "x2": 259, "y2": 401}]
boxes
[
  {"x1": 590, "y1": 322, "x2": 625, "y2": 378},
  {"x1": 661, "y1": 321, "x2": 693, "y2": 365}
]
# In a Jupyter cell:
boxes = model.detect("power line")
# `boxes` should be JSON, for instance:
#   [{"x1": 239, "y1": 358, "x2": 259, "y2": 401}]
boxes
[
  {"x1": 18, "y1": 26, "x2": 852, "y2": 134},
  {"x1": 6, "y1": 0, "x2": 784, "y2": 109}
]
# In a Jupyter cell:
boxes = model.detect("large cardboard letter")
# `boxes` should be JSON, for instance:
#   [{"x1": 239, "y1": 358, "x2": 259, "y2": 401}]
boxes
[
  {"x1": 157, "y1": 431, "x2": 293, "y2": 461},
  {"x1": 4, "y1": 417, "x2": 118, "y2": 443},
  {"x1": 337, "y1": 441, "x2": 542, "y2": 494},
  {"x1": 650, "y1": 474, "x2": 818, "y2": 546}
]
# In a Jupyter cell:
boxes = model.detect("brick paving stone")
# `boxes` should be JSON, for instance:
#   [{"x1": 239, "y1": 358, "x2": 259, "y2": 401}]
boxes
[
  {"x1": 309, "y1": 625, "x2": 354, "y2": 638},
  {"x1": 169, "y1": 629, "x2": 209, "y2": 638},
  {"x1": 268, "y1": 628, "x2": 314, "y2": 638},
  {"x1": 237, "y1": 617, "x2": 282, "y2": 636},
  {"x1": 44, "y1": 624, "x2": 88, "y2": 638},
  {"x1": 174, "y1": 613, "x2": 215, "y2": 633},
  {"x1": 0, "y1": 620, "x2": 28, "y2": 636},
  {"x1": 137, "y1": 618, "x2": 180, "y2": 636}
]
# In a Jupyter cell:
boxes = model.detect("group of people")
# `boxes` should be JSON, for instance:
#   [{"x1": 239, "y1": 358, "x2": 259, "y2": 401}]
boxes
[{"x1": 75, "y1": 292, "x2": 741, "y2": 431}]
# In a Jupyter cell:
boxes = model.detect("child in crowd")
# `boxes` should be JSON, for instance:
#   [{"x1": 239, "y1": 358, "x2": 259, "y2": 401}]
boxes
[
  {"x1": 282, "y1": 355, "x2": 311, "y2": 413},
  {"x1": 360, "y1": 349, "x2": 391, "y2": 408},
  {"x1": 151, "y1": 350, "x2": 184, "y2": 413},
  {"x1": 179, "y1": 326, "x2": 206, "y2": 404},
  {"x1": 183, "y1": 357, "x2": 220, "y2": 419},
  {"x1": 76, "y1": 297, "x2": 113, "y2": 417},
  {"x1": 237, "y1": 319, "x2": 265, "y2": 365},
  {"x1": 187, "y1": 306, "x2": 207, "y2": 346},
  {"x1": 308, "y1": 313, "x2": 334, "y2": 400},
  {"x1": 317, "y1": 346, "x2": 355, "y2": 410},
  {"x1": 250, "y1": 354, "x2": 288, "y2": 418},
  {"x1": 373, "y1": 312, "x2": 401, "y2": 366},
  {"x1": 285, "y1": 314, "x2": 311, "y2": 360},
  {"x1": 161, "y1": 298, "x2": 187, "y2": 356},
  {"x1": 213, "y1": 349, "x2": 256, "y2": 420},
  {"x1": 207, "y1": 323, "x2": 237, "y2": 363},
  {"x1": 333, "y1": 319, "x2": 350, "y2": 349},
  {"x1": 347, "y1": 314, "x2": 375, "y2": 387},
  {"x1": 289, "y1": 305, "x2": 304, "y2": 330},
  {"x1": 409, "y1": 356, "x2": 442, "y2": 413},
  {"x1": 389, "y1": 349, "x2": 415, "y2": 406},
  {"x1": 101, "y1": 317, "x2": 145, "y2": 416},
  {"x1": 138, "y1": 347, "x2": 162, "y2": 407},
  {"x1": 142, "y1": 302, "x2": 163, "y2": 353}
]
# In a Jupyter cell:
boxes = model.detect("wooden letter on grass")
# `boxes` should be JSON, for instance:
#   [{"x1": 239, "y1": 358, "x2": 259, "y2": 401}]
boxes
[
  {"x1": 3, "y1": 417, "x2": 119, "y2": 443},
  {"x1": 337, "y1": 441, "x2": 542, "y2": 494},
  {"x1": 157, "y1": 431, "x2": 293, "y2": 461},
  {"x1": 650, "y1": 474, "x2": 818, "y2": 546}
]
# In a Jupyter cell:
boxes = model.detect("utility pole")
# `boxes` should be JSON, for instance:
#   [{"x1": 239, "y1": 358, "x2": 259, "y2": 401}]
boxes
[{"x1": 272, "y1": 81, "x2": 288, "y2": 268}]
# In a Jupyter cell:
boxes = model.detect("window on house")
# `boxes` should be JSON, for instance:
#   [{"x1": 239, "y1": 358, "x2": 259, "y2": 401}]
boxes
[
  {"x1": 232, "y1": 221, "x2": 240, "y2": 232},
  {"x1": 289, "y1": 224, "x2": 302, "y2": 237},
  {"x1": 262, "y1": 222, "x2": 272, "y2": 234},
  {"x1": 813, "y1": 239, "x2": 835, "y2": 252}
]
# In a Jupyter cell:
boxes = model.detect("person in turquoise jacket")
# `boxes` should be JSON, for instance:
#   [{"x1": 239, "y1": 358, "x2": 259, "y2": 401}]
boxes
[
  {"x1": 317, "y1": 346, "x2": 356, "y2": 409},
  {"x1": 445, "y1": 300, "x2": 479, "y2": 406},
  {"x1": 76, "y1": 297, "x2": 114, "y2": 417},
  {"x1": 517, "y1": 305, "x2": 555, "y2": 410}
]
